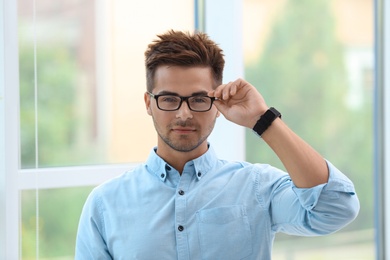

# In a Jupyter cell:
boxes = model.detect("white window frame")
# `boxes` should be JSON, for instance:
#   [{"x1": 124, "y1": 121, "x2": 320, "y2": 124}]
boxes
[
  {"x1": 376, "y1": 0, "x2": 390, "y2": 259},
  {"x1": 1, "y1": 0, "x2": 19, "y2": 258},
  {"x1": 0, "y1": 0, "x2": 244, "y2": 258}
]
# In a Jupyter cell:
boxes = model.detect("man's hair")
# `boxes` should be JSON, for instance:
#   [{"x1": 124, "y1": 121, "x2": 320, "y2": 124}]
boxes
[{"x1": 144, "y1": 30, "x2": 225, "y2": 92}]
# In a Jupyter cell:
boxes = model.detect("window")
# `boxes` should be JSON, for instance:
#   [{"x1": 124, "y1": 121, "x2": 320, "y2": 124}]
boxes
[
  {"x1": 242, "y1": 0, "x2": 374, "y2": 258},
  {"x1": 3, "y1": 0, "x2": 195, "y2": 258},
  {"x1": 1, "y1": 0, "x2": 387, "y2": 259}
]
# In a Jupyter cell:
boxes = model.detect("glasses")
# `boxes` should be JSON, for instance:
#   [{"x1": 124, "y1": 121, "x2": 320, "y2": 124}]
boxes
[{"x1": 147, "y1": 92, "x2": 216, "y2": 112}]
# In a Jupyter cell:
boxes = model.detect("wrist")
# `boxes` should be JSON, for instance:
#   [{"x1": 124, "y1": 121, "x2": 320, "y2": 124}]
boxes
[{"x1": 252, "y1": 107, "x2": 281, "y2": 137}]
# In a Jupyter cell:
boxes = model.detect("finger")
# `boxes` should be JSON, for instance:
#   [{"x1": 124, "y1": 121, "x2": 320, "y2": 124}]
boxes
[
  {"x1": 210, "y1": 80, "x2": 239, "y2": 100},
  {"x1": 220, "y1": 82, "x2": 232, "y2": 100},
  {"x1": 230, "y1": 83, "x2": 237, "y2": 96},
  {"x1": 232, "y1": 78, "x2": 250, "y2": 94},
  {"x1": 209, "y1": 83, "x2": 226, "y2": 98},
  {"x1": 223, "y1": 81, "x2": 239, "y2": 100}
]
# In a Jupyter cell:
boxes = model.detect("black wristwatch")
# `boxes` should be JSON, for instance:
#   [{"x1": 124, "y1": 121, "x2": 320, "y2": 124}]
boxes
[{"x1": 252, "y1": 107, "x2": 281, "y2": 137}]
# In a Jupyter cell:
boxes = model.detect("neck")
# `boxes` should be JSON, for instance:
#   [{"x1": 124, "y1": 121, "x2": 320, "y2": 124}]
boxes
[{"x1": 156, "y1": 142, "x2": 208, "y2": 174}]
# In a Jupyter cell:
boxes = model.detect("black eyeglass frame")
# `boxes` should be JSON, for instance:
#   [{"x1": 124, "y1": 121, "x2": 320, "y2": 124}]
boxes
[{"x1": 147, "y1": 92, "x2": 217, "y2": 112}]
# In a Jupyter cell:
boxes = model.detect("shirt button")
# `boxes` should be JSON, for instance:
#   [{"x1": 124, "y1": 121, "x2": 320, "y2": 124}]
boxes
[
  {"x1": 165, "y1": 165, "x2": 171, "y2": 171},
  {"x1": 160, "y1": 173, "x2": 165, "y2": 178},
  {"x1": 197, "y1": 172, "x2": 202, "y2": 177},
  {"x1": 178, "y1": 190, "x2": 185, "y2": 195},
  {"x1": 178, "y1": 225, "x2": 184, "y2": 232}
]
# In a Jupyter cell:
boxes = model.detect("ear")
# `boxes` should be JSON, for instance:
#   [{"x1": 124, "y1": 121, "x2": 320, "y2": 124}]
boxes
[
  {"x1": 144, "y1": 92, "x2": 152, "y2": 116},
  {"x1": 216, "y1": 110, "x2": 220, "y2": 118}
]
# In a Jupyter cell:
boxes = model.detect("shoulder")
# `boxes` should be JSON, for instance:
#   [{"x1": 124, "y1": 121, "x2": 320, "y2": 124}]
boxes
[
  {"x1": 90, "y1": 163, "x2": 150, "y2": 199},
  {"x1": 214, "y1": 159, "x2": 290, "y2": 189},
  {"x1": 218, "y1": 159, "x2": 287, "y2": 178}
]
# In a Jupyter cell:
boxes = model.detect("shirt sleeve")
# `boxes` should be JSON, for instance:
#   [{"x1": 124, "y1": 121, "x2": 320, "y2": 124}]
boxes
[
  {"x1": 269, "y1": 160, "x2": 360, "y2": 236},
  {"x1": 75, "y1": 188, "x2": 113, "y2": 260}
]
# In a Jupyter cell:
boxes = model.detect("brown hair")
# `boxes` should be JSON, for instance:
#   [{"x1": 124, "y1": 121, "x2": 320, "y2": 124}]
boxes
[{"x1": 144, "y1": 30, "x2": 225, "y2": 92}]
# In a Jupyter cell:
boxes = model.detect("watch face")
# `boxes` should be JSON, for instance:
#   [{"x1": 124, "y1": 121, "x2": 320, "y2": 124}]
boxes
[{"x1": 269, "y1": 107, "x2": 281, "y2": 118}]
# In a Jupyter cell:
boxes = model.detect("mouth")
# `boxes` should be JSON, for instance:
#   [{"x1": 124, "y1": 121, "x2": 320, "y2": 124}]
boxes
[{"x1": 171, "y1": 127, "x2": 196, "y2": 134}]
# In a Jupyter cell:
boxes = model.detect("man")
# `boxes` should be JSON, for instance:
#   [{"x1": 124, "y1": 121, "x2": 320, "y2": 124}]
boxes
[{"x1": 75, "y1": 30, "x2": 359, "y2": 259}]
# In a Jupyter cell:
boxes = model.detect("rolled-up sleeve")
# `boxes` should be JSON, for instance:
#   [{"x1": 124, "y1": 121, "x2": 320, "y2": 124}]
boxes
[{"x1": 270, "y1": 160, "x2": 360, "y2": 236}]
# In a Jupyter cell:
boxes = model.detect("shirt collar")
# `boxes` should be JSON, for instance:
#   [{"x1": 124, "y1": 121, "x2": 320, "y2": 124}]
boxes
[
  {"x1": 145, "y1": 144, "x2": 218, "y2": 182},
  {"x1": 191, "y1": 145, "x2": 216, "y2": 180}
]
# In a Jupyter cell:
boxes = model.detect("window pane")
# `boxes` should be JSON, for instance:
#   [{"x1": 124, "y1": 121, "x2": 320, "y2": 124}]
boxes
[
  {"x1": 21, "y1": 187, "x2": 94, "y2": 259},
  {"x1": 243, "y1": 0, "x2": 374, "y2": 258},
  {"x1": 18, "y1": 0, "x2": 194, "y2": 168},
  {"x1": 18, "y1": 1, "x2": 100, "y2": 168}
]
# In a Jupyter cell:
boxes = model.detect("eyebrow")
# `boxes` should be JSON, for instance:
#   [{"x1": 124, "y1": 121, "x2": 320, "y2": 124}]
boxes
[{"x1": 157, "y1": 90, "x2": 209, "y2": 96}]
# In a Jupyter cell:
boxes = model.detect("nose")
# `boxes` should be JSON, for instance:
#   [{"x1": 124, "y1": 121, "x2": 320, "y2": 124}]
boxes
[{"x1": 175, "y1": 100, "x2": 193, "y2": 119}]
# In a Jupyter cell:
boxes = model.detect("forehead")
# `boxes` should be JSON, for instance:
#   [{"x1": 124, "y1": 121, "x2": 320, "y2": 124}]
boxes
[{"x1": 153, "y1": 66, "x2": 216, "y2": 95}]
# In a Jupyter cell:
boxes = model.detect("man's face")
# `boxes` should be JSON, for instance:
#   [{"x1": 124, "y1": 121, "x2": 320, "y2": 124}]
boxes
[{"x1": 144, "y1": 66, "x2": 220, "y2": 155}]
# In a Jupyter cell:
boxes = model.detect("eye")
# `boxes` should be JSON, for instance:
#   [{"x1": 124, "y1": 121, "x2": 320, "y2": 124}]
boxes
[
  {"x1": 190, "y1": 96, "x2": 208, "y2": 103},
  {"x1": 160, "y1": 96, "x2": 180, "y2": 103}
]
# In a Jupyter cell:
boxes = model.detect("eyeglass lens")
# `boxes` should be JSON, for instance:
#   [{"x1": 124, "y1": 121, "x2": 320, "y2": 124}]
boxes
[{"x1": 157, "y1": 95, "x2": 213, "y2": 111}]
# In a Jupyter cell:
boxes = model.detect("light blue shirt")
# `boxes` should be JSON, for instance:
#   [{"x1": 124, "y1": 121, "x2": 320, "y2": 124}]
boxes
[{"x1": 75, "y1": 145, "x2": 359, "y2": 260}]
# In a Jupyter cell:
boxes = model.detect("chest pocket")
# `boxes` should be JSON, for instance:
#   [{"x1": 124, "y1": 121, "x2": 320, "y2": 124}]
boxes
[{"x1": 196, "y1": 205, "x2": 253, "y2": 260}]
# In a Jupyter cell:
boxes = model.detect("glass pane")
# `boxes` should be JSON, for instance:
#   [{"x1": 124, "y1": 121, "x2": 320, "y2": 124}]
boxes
[
  {"x1": 21, "y1": 187, "x2": 94, "y2": 259},
  {"x1": 18, "y1": 0, "x2": 194, "y2": 168},
  {"x1": 243, "y1": 0, "x2": 374, "y2": 259}
]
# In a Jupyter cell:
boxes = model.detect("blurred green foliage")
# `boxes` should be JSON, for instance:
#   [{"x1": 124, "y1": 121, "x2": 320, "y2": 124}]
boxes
[
  {"x1": 19, "y1": 44, "x2": 78, "y2": 168},
  {"x1": 19, "y1": 43, "x2": 96, "y2": 258},
  {"x1": 245, "y1": 0, "x2": 373, "y2": 231},
  {"x1": 21, "y1": 187, "x2": 93, "y2": 259}
]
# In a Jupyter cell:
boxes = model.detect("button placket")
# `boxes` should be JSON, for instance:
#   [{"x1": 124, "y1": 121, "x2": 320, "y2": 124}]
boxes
[{"x1": 174, "y1": 168, "x2": 193, "y2": 259}]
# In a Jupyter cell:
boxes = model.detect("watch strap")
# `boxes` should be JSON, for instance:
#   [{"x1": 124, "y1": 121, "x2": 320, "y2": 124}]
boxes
[{"x1": 252, "y1": 107, "x2": 281, "y2": 137}]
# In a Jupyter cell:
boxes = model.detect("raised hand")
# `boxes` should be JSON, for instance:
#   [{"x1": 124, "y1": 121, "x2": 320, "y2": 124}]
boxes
[{"x1": 208, "y1": 78, "x2": 269, "y2": 129}]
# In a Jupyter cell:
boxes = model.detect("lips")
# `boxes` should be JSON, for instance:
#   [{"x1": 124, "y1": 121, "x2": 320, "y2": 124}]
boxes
[
  {"x1": 171, "y1": 121, "x2": 197, "y2": 134},
  {"x1": 172, "y1": 127, "x2": 196, "y2": 134}
]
